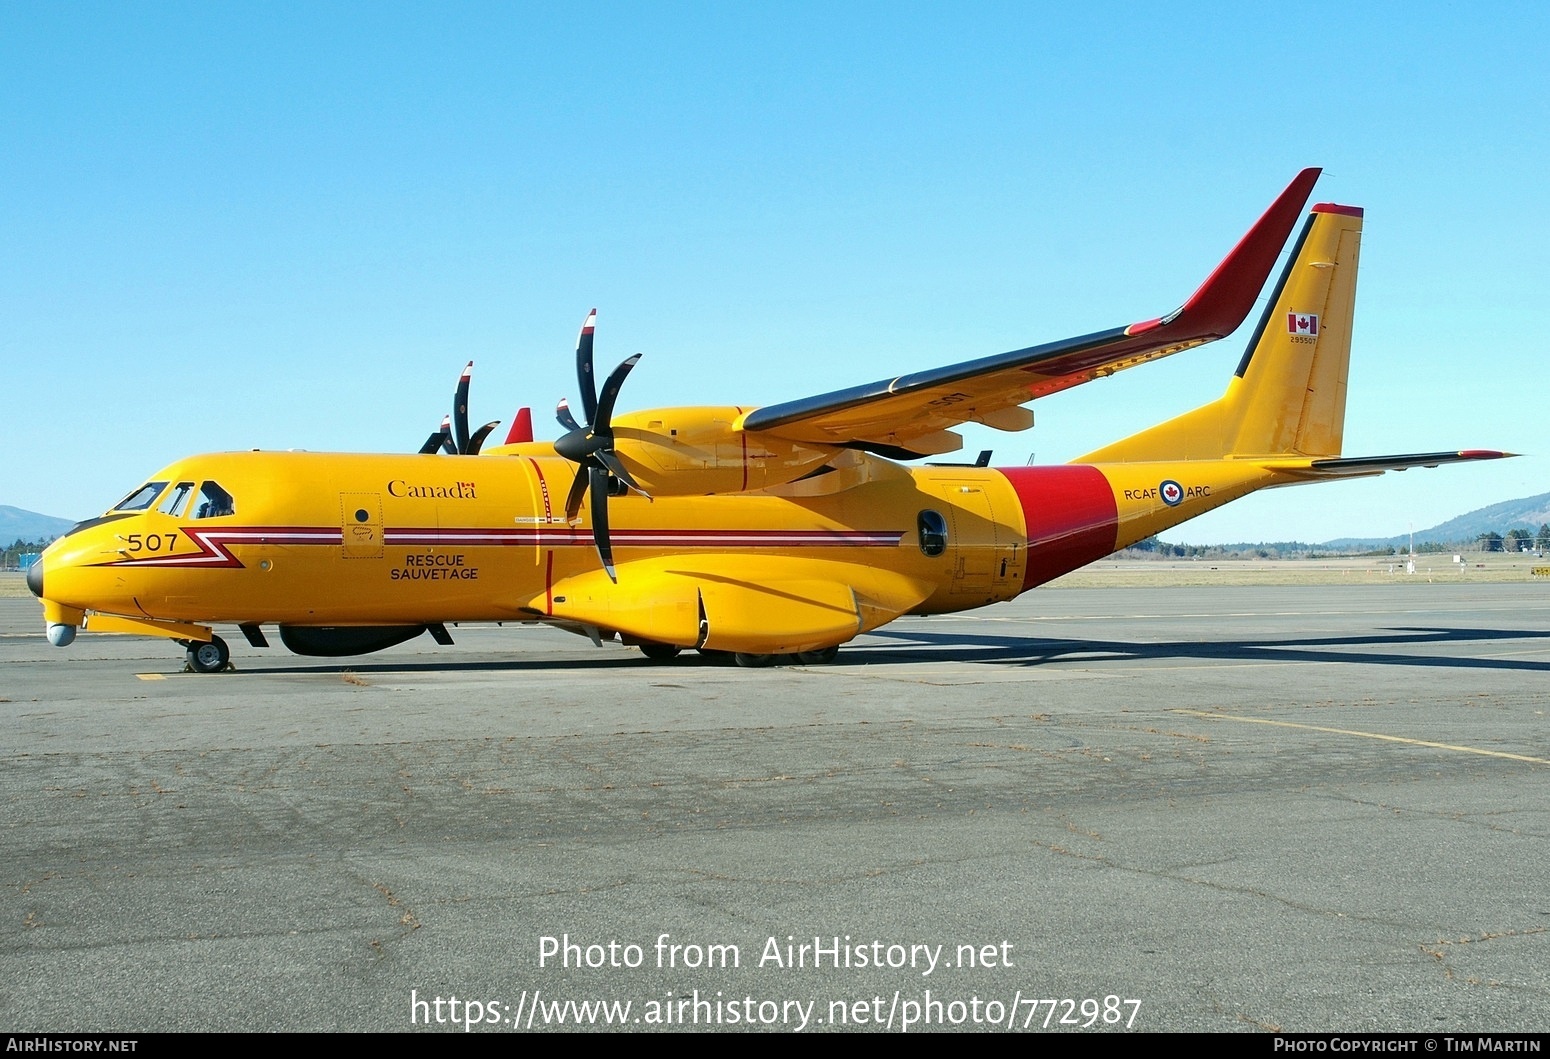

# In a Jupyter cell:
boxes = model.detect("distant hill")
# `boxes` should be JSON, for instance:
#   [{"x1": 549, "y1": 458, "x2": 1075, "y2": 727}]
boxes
[
  {"x1": 1323, "y1": 491, "x2": 1550, "y2": 549},
  {"x1": 1, "y1": 506, "x2": 75, "y2": 547}
]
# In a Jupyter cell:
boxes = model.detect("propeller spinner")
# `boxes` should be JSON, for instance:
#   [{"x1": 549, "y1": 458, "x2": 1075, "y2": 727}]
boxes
[{"x1": 554, "y1": 309, "x2": 648, "y2": 582}]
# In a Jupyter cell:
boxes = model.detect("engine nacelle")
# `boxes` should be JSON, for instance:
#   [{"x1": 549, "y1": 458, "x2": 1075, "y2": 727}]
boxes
[{"x1": 607, "y1": 406, "x2": 838, "y2": 495}]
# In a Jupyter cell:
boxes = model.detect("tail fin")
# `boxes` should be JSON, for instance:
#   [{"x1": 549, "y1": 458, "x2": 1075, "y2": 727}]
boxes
[{"x1": 1078, "y1": 201, "x2": 1364, "y2": 463}]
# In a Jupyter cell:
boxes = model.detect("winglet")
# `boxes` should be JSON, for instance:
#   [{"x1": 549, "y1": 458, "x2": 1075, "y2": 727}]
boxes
[
  {"x1": 1128, "y1": 168, "x2": 1321, "y2": 338},
  {"x1": 504, "y1": 406, "x2": 534, "y2": 445}
]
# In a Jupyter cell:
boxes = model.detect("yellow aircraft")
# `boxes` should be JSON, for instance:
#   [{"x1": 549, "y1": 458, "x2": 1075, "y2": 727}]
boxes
[{"x1": 27, "y1": 169, "x2": 1510, "y2": 671}]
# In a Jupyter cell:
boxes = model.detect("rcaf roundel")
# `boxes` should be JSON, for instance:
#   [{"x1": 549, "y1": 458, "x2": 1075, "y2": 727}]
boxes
[
  {"x1": 1159, "y1": 479, "x2": 1184, "y2": 506},
  {"x1": 1287, "y1": 312, "x2": 1319, "y2": 335}
]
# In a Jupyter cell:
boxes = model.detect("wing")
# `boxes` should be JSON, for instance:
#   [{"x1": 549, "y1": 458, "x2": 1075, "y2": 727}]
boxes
[{"x1": 740, "y1": 168, "x2": 1322, "y2": 456}]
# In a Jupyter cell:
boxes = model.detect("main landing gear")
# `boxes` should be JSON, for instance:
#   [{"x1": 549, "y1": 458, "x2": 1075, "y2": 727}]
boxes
[
  {"x1": 181, "y1": 634, "x2": 231, "y2": 674},
  {"x1": 733, "y1": 647, "x2": 840, "y2": 666},
  {"x1": 638, "y1": 641, "x2": 683, "y2": 662},
  {"x1": 795, "y1": 645, "x2": 840, "y2": 665},
  {"x1": 638, "y1": 644, "x2": 842, "y2": 667}
]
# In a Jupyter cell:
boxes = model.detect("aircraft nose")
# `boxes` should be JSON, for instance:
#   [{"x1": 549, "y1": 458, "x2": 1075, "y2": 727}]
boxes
[{"x1": 26, "y1": 557, "x2": 43, "y2": 599}]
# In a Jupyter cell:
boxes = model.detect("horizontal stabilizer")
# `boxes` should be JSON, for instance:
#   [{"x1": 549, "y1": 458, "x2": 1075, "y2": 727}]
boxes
[{"x1": 1260, "y1": 450, "x2": 1515, "y2": 479}]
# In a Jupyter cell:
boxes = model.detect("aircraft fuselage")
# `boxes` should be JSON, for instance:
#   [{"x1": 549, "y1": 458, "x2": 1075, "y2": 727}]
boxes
[{"x1": 35, "y1": 448, "x2": 1278, "y2": 652}]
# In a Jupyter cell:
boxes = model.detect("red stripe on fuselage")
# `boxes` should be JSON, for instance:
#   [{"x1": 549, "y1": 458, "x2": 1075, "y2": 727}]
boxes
[{"x1": 998, "y1": 466, "x2": 1119, "y2": 591}]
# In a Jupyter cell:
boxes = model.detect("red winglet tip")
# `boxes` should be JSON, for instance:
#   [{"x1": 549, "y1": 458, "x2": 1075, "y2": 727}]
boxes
[
  {"x1": 1174, "y1": 168, "x2": 1322, "y2": 326},
  {"x1": 1124, "y1": 317, "x2": 1162, "y2": 337},
  {"x1": 1312, "y1": 202, "x2": 1364, "y2": 217},
  {"x1": 503, "y1": 406, "x2": 534, "y2": 445}
]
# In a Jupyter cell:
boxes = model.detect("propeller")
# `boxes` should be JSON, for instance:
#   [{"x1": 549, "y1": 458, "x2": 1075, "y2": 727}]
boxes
[
  {"x1": 418, "y1": 362, "x2": 501, "y2": 456},
  {"x1": 553, "y1": 309, "x2": 647, "y2": 581}
]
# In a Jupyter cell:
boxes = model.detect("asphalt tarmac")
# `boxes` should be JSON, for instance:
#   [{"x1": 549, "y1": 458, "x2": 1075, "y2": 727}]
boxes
[{"x1": 2, "y1": 583, "x2": 1547, "y2": 1033}]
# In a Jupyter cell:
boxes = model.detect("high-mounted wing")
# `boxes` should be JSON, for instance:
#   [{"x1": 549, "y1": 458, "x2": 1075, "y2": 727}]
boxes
[{"x1": 740, "y1": 168, "x2": 1322, "y2": 456}]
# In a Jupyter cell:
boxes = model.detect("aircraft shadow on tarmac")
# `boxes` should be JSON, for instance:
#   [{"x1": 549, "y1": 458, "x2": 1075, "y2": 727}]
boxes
[
  {"x1": 233, "y1": 624, "x2": 1550, "y2": 676},
  {"x1": 858, "y1": 625, "x2": 1550, "y2": 674}
]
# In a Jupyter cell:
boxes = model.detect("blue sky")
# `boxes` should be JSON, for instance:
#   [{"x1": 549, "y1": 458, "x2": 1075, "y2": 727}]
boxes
[{"x1": 4, "y1": 3, "x2": 1545, "y2": 541}]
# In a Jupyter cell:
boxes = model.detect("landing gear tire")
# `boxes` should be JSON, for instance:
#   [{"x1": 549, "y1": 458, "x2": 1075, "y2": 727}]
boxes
[
  {"x1": 186, "y1": 635, "x2": 230, "y2": 674},
  {"x1": 638, "y1": 642, "x2": 682, "y2": 662},
  {"x1": 795, "y1": 645, "x2": 840, "y2": 665},
  {"x1": 734, "y1": 652, "x2": 777, "y2": 668}
]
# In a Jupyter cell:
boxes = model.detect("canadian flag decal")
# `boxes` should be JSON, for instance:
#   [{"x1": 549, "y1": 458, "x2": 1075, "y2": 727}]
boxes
[{"x1": 1287, "y1": 312, "x2": 1319, "y2": 336}]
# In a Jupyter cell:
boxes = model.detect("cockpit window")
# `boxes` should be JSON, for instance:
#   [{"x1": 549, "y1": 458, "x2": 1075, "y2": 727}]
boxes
[
  {"x1": 192, "y1": 481, "x2": 236, "y2": 519},
  {"x1": 158, "y1": 482, "x2": 196, "y2": 518},
  {"x1": 112, "y1": 482, "x2": 168, "y2": 512}
]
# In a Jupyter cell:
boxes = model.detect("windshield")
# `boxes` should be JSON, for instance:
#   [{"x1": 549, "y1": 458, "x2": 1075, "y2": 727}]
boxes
[
  {"x1": 158, "y1": 482, "x2": 196, "y2": 518},
  {"x1": 111, "y1": 481, "x2": 168, "y2": 512}
]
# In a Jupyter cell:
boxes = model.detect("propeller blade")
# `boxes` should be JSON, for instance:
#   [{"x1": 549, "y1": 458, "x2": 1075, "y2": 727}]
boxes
[
  {"x1": 417, "y1": 432, "x2": 445, "y2": 455},
  {"x1": 593, "y1": 354, "x2": 641, "y2": 430},
  {"x1": 563, "y1": 465, "x2": 589, "y2": 521},
  {"x1": 588, "y1": 463, "x2": 617, "y2": 581},
  {"x1": 467, "y1": 421, "x2": 501, "y2": 455},
  {"x1": 575, "y1": 309, "x2": 598, "y2": 427},
  {"x1": 594, "y1": 448, "x2": 646, "y2": 496},
  {"x1": 438, "y1": 415, "x2": 456, "y2": 455},
  {"x1": 556, "y1": 398, "x2": 582, "y2": 434},
  {"x1": 453, "y1": 362, "x2": 473, "y2": 454}
]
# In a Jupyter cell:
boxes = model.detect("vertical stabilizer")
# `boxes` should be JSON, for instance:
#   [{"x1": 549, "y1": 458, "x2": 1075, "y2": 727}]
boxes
[{"x1": 1224, "y1": 202, "x2": 1362, "y2": 457}]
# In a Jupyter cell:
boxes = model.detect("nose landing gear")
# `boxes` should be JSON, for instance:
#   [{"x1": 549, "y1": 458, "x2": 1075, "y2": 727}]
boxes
[{"x1": 182, "y1": 635, "x2": 231, "y2": 674}]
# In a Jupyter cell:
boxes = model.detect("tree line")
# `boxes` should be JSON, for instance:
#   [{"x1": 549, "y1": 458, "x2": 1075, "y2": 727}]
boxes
[
  {"x1": 1476, "y1": 526, "x2": 1550, "y2": 552},
  {"x1": 3, "y1": 538, "x2": 55, "y2": 570},
  {"x1": 1130, "y1": 523, "x2": 1550, "y2": 558}
]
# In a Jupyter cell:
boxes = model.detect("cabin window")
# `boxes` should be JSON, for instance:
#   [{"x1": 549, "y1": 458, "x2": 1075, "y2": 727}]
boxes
[
  {"x1": 917, "y1": 509, "x2": 948, "y2": 556},
  {"x1": 158, "y1": 482, "x2": 196, "y2": 518},
  {"x1": 112, "y1": 482, "x2": 167, "y2": 512},
  {"x1": 192, "y1": 481, "x2": 236, "y2": 519}
]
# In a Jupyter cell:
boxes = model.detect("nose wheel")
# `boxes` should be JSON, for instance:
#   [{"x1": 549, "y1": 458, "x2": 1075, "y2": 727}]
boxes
[{"x1": 184, "y1": 635, "x2": 231, "y2": 674}]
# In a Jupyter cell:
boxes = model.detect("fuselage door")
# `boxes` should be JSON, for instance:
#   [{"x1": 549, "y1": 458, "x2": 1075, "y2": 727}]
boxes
[{"x1": 944, "y1": 480, "x2": 1021, "y2": 600}]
